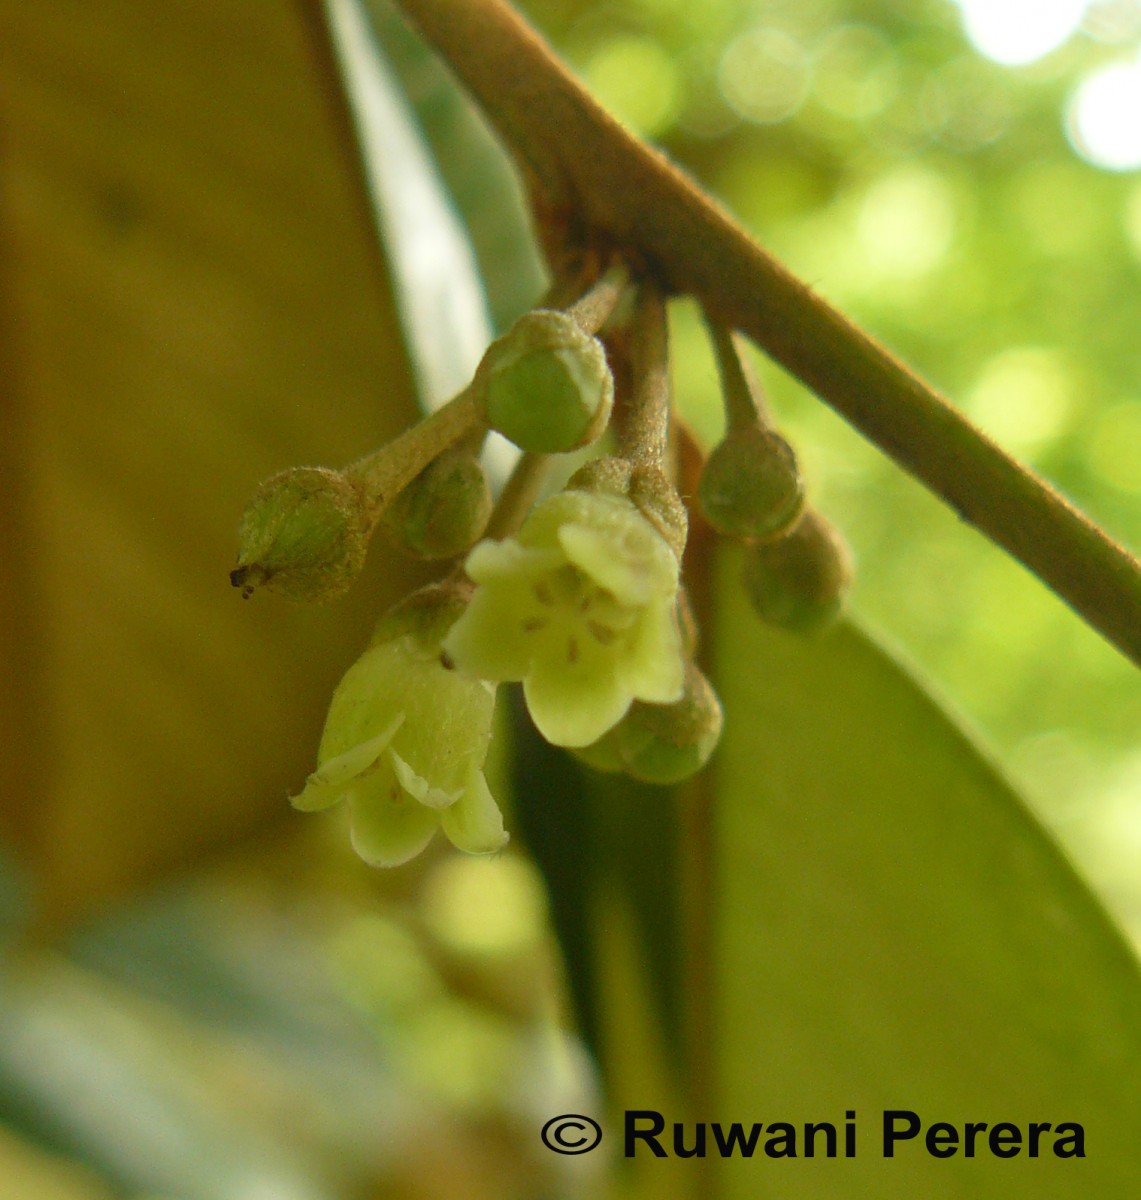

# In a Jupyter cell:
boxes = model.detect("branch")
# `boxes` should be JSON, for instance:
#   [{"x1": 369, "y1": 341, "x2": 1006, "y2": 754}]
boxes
[{"x1": 389, "y1": 0, "x2": 1141, "y2": 667}]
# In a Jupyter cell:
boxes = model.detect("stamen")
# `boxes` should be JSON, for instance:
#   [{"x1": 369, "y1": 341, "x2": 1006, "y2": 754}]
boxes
[{"x1": 587, "y1": 620, "x2": 616, "y2": 644}]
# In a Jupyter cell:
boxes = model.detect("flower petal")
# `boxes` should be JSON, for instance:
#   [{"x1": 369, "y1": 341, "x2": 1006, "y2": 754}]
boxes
[
  {"x1": 619, "y1": 597, "x2": 685, "y2": 704},
  {"x1": 464, "y1": 538, "x2": 562, "y2": 583},
  {"x1": 442, "y1": 584, "x2": 533, "y2": 681},
  {"x1": 440, "y1": 768, "x2": 509, "y2": 855},
  {"x1": 524, "y1": 653, "x2": 633, "y2": 747},
  {"x1": 558, "y1": 517, "x2": 675, "y2": 607},
  {"x1": 292, "y1": 716, "x2": 404, "y2": 811},
  {"x1": 391, "y1": 748, "x2": 462, "y2": 810},
  {"x1": 348, "y1": 785, "x2": 439, "y2": 868}
]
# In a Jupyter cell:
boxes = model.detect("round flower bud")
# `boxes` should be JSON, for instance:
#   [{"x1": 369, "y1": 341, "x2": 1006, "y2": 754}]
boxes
[
  {"x1": 476, "y1": 309, "x2": 614, "y2": 453},
  {"x1": 383, "y1": 447, "x2": 492, "y2": 560},
  {"x1": 232, "y1": 466, "x2": 370, "y2": 603},
  {"x1": 572, "y1": 663, "x2": 723, "y2": 785},
  {"x1": 741, "y1": 510, "x2": 853, "y2": 633},
  {"x1": 566, "y1": 454, "x2": 632, "y2": 499},
  {"x1": 698, "y1": 424, "x2": 805, "y2": 541}
]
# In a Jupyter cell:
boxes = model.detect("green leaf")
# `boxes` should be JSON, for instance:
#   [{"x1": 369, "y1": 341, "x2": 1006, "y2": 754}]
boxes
[{"x1": 713, "y1": 545, "x2": 1141, "y2": 1197}]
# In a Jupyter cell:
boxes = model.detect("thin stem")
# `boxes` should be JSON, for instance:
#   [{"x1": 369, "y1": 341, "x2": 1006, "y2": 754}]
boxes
[
  {"x1": 483, "y1": 451, "x2": 551, "y2": 540},
  {"x1": 345, "y1": 385, "x2": 485, "y2": 524},
  {"x1": 390, "y1": 0, "x2": 1141, "y2": 667},
  {"x1": 566, "y1": 260, "x2": 629, "y2": 335},
  {"x1": 615, "y1": 281, "x2": 671, "y2": 468},
  {"x1": 705, "y1": 315, "x2": 772, "y2": 432}
]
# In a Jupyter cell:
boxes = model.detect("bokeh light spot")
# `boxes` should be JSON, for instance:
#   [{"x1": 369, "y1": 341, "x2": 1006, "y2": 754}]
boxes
[
  {"x1": 965, "y1": 347, "x2": 1076, "y2": 454},
  {"x1": 719, "y1": 28, "x2": 810, "y2": 124},
  {"x1": 813, "y1": 25, "x2": 898, "y2": 121},
  {"x1": 1068, "y1": 59, "x2": 1141, "y2": 170},
  {"x1": 921, "y1": 56, "x2": 1011, "y2": 150},
  {"x1": 584, "y1": 35, "x2": 681, "y2": 137},
  {"x1": 956, "y1": 0, "x2": 1089, "y2": 67},
  {"x1": 856, "y1": 166, "x2": 958, "y2": 280},
  {"x1": 422, "y1": 855, "x2": 547, "y2": 956}
]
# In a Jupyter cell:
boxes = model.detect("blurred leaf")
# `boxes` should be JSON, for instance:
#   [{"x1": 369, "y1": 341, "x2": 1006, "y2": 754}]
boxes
[
  {"x1": 361, "y1": 0, "x2": 548, "y2": 333},
  {"x1": 0, "y1": 0, "x2": 427, "y2": 923},
  {"x1": 512, "y1": 706, "x2": 683, "y2": 1085},
  {"x1": 0, "y1": 1124, "x2": 113, "y2": 1200},
  {"x1": 326, "y1": 0, "x2": 494, "y2": 405},
  {"x1": 0, "y1": 861, "x2": 424, "y2": 1200},
  {"x1": 712, "y1": 547, "x2": 1141, "y2": 1198}
]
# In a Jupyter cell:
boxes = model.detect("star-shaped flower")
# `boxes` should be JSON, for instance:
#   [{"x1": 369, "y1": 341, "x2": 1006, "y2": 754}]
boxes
[
  {"x1": 293, "y1": 618, "x2": 506, "y2": 868},
  {"x1": 443, "y1": 490, "x2": 685, "y2": 747}
]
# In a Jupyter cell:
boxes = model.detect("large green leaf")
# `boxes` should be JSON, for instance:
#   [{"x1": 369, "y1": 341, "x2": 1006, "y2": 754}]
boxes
[
  {"x1": 712, "y1": 546, "x2": 1141, "y2": 1197},
  {"x1": 0, "y1": 0, "x2": 424, "y2": 924}
]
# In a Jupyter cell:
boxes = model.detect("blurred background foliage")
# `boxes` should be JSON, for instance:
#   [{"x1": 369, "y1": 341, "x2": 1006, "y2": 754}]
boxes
[{"x1": 0, "y1": 0, "x2": 1139, "y2": 1197}]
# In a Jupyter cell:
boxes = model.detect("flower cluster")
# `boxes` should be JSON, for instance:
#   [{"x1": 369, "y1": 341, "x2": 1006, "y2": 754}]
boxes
[{"x1": 234, "y1": 268, "x2": 848, "y2": 868}]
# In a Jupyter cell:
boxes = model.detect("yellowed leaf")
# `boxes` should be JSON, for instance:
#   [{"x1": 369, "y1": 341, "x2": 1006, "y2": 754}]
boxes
[{"x1": 0, "y1": 0, "x2": 427, "y2": 923}]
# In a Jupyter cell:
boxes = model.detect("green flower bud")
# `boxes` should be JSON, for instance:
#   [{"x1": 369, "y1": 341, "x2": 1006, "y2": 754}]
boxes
[
  {"x1": 573, "y1": 663, "x2": 723, "y2": 785},
  {"x1": 566, "y1": 454, "x2": 632, "y2": 499},
  {"x1": 232, "y1": 466, "x2": 370, "y2": 603},
  {"x1": 741, "y1": 510, "x2": 853, "y2": 633},
  {"x1": 477, "y1": 310, "x2": 614, "y2": 453},
  {"x1": 371, "y1": 580, "x2": 472, "y2": 649},
  {"x1": 383, "y1": 447, "x2": 492, "y2": 560},
  {"x1": 698, "y1": 424, "x2": 805, "y2": 540}
]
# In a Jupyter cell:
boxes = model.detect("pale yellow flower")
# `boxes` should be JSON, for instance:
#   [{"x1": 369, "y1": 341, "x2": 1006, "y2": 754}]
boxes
[
  {"x1": 293, "y1": 625, "x2": 506, "y2": 868},
  {"x1": 443, "y1": 490, "x2": 685, "y2": 747}
]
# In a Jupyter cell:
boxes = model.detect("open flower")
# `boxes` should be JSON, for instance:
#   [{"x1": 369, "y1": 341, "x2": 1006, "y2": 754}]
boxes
[
  {"x1": 443, "y1": 490, "x2": 685, "y2": 747},
  {"x1": 293, "y1": 608, "x2": 506, "y2": 868}
]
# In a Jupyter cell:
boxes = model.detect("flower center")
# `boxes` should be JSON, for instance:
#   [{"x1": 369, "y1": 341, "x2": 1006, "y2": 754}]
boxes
[{"x1": 520, "y1": 565, "x2": 636, "y2": 665}]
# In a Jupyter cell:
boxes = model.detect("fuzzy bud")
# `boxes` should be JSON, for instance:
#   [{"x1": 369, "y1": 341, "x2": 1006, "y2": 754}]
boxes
[
  {"x1": 476, "y1": 309, "x2": 613, "y2": 453},
  {"x1": 698, "y1": 424, "x2": 805, "y2": 541},
  {"x1": 565, "y1": 458, "x2": 688, "y2": 562},
  {"x1": 232, "y1": 466, "x2": 370, "y2": 603},
  {"x1": 574, "y1": 663, "x2": 723, "y2": 785},
  {"x1": 741, "y1": 510, "x2": 853, "y2": 633},
  {"x1": 566, "y1": 454, "x2": 632, "y2": 498},
  {"x1": 383, "y1": 447, "x2": 492, "y2": 560}
]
